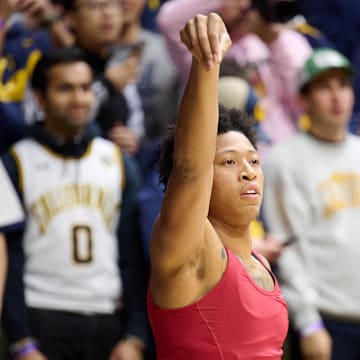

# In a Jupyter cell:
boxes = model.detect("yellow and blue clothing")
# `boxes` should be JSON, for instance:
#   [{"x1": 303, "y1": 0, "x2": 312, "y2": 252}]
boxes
[
  {"x1": 0, "y1": 21, "x2": 51, "y2": 153},
  {"x1": 141, "y1": 0, "x2": 169, "y2": 32}
]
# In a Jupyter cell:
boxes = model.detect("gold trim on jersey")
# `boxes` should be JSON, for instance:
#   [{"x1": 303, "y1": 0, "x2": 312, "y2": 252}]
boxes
[
  {"x1": 10, "y1": 147, "x2": 24, "y2": 194},
  {"x1": 115, "y1": 145, "x2": 126, "y2": 191}
]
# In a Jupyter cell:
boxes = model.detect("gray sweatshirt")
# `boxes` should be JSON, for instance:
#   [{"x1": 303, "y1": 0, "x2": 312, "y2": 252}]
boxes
[{"x1": 262, "y1": 131, "x2": 360, "y2": 332}]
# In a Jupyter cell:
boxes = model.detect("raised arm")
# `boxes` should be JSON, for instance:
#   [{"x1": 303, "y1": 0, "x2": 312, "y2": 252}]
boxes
[{"x1": 150, "y1": 14, "x2": 231, "y2": 274}]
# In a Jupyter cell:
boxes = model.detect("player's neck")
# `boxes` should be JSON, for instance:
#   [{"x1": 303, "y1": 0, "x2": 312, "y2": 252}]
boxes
[{"x1": 210, "y1": 217, "x2": 253, "y2": 261}]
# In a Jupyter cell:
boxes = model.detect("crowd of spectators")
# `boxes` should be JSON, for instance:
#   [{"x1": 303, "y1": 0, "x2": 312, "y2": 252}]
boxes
[{"x1": 1, "y1": 0, "x2": 360, "y2": 359}]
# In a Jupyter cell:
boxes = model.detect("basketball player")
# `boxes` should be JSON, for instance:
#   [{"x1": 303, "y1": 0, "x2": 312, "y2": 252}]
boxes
[
  {"x1": 1, "y1": 47, "x2": 147, "y2": 360},
  {"x1": 147, "y1": 13, "x2": 289, "y2": 359}
]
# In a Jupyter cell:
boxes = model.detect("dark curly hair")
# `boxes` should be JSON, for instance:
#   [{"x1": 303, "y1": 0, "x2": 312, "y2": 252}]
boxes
[
  {"x1": 157, "y1": 105, "x2": 257, "y2": 190},
  {"x1": 31, "y1": 47, "x2": 91, "y2": 92}
]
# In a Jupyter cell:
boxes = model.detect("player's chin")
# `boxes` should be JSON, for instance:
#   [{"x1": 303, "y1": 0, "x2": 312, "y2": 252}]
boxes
[{"x1": 243, "y1": 204, "x2": 261, "y2": 218}]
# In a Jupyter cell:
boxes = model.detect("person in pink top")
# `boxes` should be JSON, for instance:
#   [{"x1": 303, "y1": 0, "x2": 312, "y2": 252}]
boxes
[
  {"x1": 157, "y1": 0, "x2": 312, "y2": 158},
  {"x1": 147, "y1": 13, "x2": 288, "y2": 359}
]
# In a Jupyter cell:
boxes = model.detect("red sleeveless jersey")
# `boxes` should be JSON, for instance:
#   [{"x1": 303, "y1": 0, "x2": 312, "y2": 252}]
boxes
[{"x1": 147, "y1": 248, "x2": 288, "y2": 359}]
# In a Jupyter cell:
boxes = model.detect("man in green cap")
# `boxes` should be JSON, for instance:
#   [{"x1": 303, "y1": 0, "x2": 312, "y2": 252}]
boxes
[
  {"x1": 262, "y1": 47, "x2": 360, "y2": 360},
  {"x1": 298, "y1": 47, "x2": 355, "y2": 93}
]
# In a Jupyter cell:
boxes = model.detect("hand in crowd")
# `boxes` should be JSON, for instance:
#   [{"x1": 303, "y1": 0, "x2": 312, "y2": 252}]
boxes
[
  {"x1": 107, "y1": 123, "x2": 140, "y2": 155},
  {"x1": 253, "y1": 233, "x2": 283, "y2": 264},
  {"x1": 179, "y1": 12, "x2": 232, "y2": 70},
  {"x1": 16, "y1": 349, "x2": 48, "y2": 360},
  {"x1": 105, "y1": 55, "x2": 140, "y2": 92},
  {"x1": 11, "y1": 0, "x2": 57, "y2": 22},
  {"x1": 300, "y1": 329, "x2": 332, "y2": 360},
  {"x1": 109, "y1": 339, "x2": 143, "y2": 360}
]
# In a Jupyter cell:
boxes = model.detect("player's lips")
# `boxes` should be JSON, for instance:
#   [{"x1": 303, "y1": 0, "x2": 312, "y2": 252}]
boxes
[{"x1": 240, "y1": 184, "x2": 261, "y2": 198}]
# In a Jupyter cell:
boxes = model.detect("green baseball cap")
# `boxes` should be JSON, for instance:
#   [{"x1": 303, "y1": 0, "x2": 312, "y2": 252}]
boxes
[{"x1": 298, "y1": 47, "x2": 355, "y2": 92}]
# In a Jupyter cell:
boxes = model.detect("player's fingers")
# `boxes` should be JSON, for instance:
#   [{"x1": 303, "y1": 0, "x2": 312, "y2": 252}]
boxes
[
  {"x1": 207, "y1": 13, "x2": 232, "y2": 64},
  {"x1": 218, "y1": 31, "x2": 232, "y2": 62},
  {"x1": 180, "y1": 18, "x2": 203, "y2": 65},
  {"x1": 195, "y1": 14, "x2": 214, "y2": 69},
  {"x1": 207, "y1": 12, "x2": 221, "y2": 64},
  {"x1": 180, "y1": 17, "x2": 196, "y2": 50}
]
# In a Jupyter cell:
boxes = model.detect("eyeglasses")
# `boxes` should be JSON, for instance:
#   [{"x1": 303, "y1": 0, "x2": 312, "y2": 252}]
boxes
[{"x1": 76, "y1": 0, "x2": 120, "y2": 12}]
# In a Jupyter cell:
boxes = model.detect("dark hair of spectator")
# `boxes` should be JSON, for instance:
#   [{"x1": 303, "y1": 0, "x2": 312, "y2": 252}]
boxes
[
  {"x1": 157, "y1": 105, "x2": 257, "y2": 191},
  {"x1": 57, "y1": 0, "x2": 76, "y2": 11},
  {"x1": 31, "y1": 47, "x2": 92, "y2": 92},
  {"x1": 251, "y1": 0, "x2": 299, "y2": 23}
]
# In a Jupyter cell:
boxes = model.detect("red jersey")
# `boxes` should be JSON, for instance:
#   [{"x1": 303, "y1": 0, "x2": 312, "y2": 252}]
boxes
[{"x1": 147, "y1": 248, "x2": 288, "y2": 359}]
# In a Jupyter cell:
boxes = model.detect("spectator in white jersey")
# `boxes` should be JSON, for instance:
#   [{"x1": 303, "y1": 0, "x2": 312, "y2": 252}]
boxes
[
  {"x1": 1, "y1": 46, "x2": 148, "y2": 360},
  {"x1": 262, "y1": 48, "x2": 360, "y2": 360}
]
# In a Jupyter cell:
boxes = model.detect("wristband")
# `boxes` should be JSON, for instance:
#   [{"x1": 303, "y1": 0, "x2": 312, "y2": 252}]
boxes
[
  {"x1": 300, "y1": 320, "x2": 325, "y2": 337},
  {"x1": 12, "y1": 342, "x2": 38, "y2": 359},
  {"x1": 10, "y1": 338, "x2": 38, "y2": 359}
]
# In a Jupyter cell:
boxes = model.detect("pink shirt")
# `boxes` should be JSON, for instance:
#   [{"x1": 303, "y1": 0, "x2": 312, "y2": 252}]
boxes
[
  {"x1": 157, "y1": 0, "x2": 313, "y2": 158},
  {"x1": 148, "y1": 249, "x2": 289, "y2": 359}
]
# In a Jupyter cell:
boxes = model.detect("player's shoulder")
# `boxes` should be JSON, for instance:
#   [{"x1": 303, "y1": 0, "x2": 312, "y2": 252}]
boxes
[
  {"x1": 91, "y1": 137, "x2": 125, "y2": 173},
  {"x1": 91, "y1": 136, "x2": 122, "y2": 156},
  {"x1": 92, "y1": 136, "x2": 115, "y2": 147},
  {"x1": 91, "y1": 136, "x2": 119, "y2": 151},
  {"x1": 11, "y1": 137, "x2": 37, "y2": 151},
  {"x1": 7, "y1": 138, "x2": 39, "y2": 163}
]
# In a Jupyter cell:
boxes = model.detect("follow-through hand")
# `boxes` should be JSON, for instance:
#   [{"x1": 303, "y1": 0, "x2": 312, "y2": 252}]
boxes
[{"x1": 180, "y1": 13, "x2": 232, "y2": 70}]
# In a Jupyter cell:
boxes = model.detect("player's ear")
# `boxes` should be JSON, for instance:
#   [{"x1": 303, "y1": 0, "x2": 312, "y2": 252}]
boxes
[{"x1": 34, "y1": 90, "x2": 46, "y2": 111}]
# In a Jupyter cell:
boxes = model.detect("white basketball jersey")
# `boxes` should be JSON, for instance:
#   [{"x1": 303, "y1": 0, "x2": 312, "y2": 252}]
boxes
[
  {"x1": 0, "y1": 161, "x2": 24, "y2": 228},
  {"x1": 12, "y1": 137, "x2": 124, "y2": 314}
]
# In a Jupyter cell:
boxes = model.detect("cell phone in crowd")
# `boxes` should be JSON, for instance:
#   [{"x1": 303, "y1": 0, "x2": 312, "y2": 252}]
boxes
[{"x1": 107, "y1": 41, "x2": 145, "y2": 67}]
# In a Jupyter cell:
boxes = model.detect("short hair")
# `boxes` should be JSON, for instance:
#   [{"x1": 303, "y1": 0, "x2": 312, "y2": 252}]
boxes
[
  {"x1": 31, "y1": 47, "x2": 92, "y2": 92},
  {"x1": 157, "y1": 105, "x2": 257, "y2": 190},
  {"x1": 56, "y1": 0, "x2": 76, "y2": 11}
]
